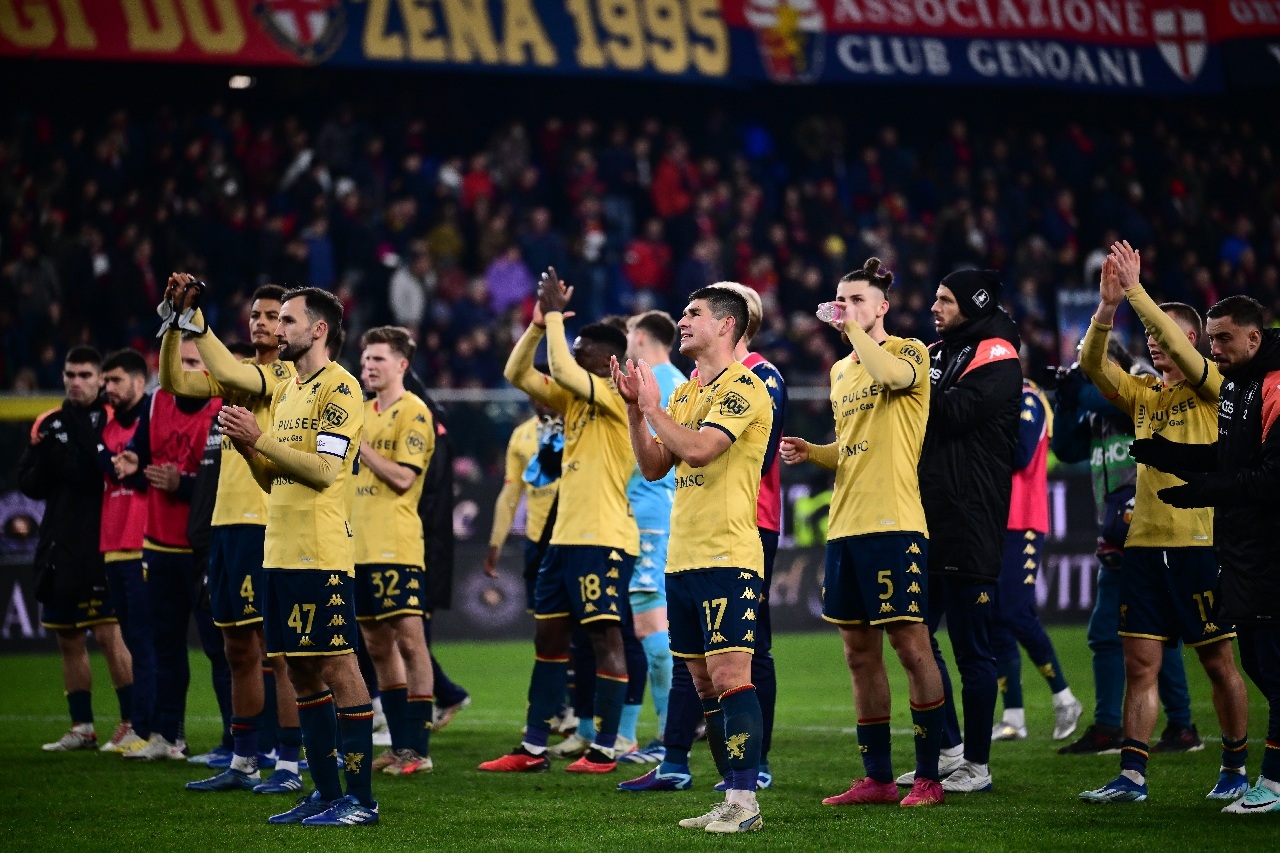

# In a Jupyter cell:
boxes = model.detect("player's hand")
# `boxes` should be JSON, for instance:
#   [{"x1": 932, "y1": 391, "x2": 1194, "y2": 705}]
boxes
[
  {"x1": 538, "y1": 266, "x2": 573, "y2": 316},
  {"x1": 1110, "y1": 240, "x2": 1141, "y2": 292},
  {"x1": 163, "y1": 273, "x2": 184, "y2": 305},
  {"x1": 1157, "y1": 470, "x2": 1212, "y2": 509},
  {"x1": 483, "y1": 545, "x2": 500, "y2": 578},
  {"x1": 219, "y1": 405, "x2": 262, "y2": 447},
  {"x1": 779, "y1": 436, "x2": 810, "y2": 465},
  {"x1": 1099, "y1": 255, "x2": 1124, "y2": 306},
  {"x1": 113, "y1": 450, "x2": 139, "y2": 478},
  {"x1": 611, "y1": 356, "x2": 641, "y2": 405},
  {"x1": 1129, "y1": 433, "x2": 1217, "y2": 473},
  {"x1": 633, "y1": 359, "x2": 661, "y2": 414},
  {"x1": 144, "y1": 462, "x2": 180, "y2": 493}
]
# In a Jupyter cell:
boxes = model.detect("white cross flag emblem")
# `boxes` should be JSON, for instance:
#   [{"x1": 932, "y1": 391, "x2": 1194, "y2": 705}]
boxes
[{"x1": 1152, "y1": 7, "x2": 1208, "y2": 84}]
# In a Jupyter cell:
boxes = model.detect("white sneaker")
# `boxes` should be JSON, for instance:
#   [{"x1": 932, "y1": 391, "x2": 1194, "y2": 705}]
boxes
[
  {"x1": 169, "y1": 738, "x2": 189, "y2": 760},
  {"x1": 896, "y1": 750, "x2": 965, "y2": 786},
  {"x1": 99, "y1": 722, "x2": 137, "y2": 753},
  {"x1": 42, "y1": 725, "x2": 96, "y2": 752},
  {"x1": 373, "y1": 729, "x2": 392, "y2": 746},
  {"x1": 1053, "y1": 698, "x2": 1085, "y2": 741},
  {"x1": 1222, "y1": 778, "x2": 1280, "y2": 814},
  {"x1": 613, "y1": 736, "x2": 637, "y2": 758},
  {"x1": 992, "y1": 722, "x2": 1028, "y2": 741},
  {"x1": 941, "y1": 762, "x2": 993, "y2": 793},
  {"x1": 551, "y1": 709, "x2": 579, "y2": 737},
  {"x1": 123, "y1": 733, "x2": 177, "y2": 761},
  {"x1": 705, "y1": 802, "x2": 763, "y2": 834},
  {"x1": 678, "y1": 802, "x2": 737, "y2": 830},
  {"x1": 547, "y1": 732, "x2": 591, "y2": 759}
]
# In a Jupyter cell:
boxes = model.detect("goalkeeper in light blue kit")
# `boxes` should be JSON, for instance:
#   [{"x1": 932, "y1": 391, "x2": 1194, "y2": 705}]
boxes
[{"x1": 617, "y1": 310, "x2": 687, "y2": 761}]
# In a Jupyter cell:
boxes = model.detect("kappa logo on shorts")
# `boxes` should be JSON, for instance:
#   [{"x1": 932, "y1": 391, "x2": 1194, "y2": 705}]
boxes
[
  {"x1": 906, "y1": 543, "x2": 922, "y2": 555},
  {"x1": 1204, "y1": 622, "x2": 1219, "y2": 634},
  {"x1": 328, "y1": 614, "x2": 346, "y2": 627},
  {"x1": 719, "y1": 391, "x2": 750, "y2": 417},
  {"x1": 608, "y1": 550, "x2": 622, "y2": 561},
  {"x1": 879, "y1": 602, "x2": 894, "y2": 614},
  {"x1": 908, "y1": 602, "x2": 920, "y2": 613},
  {"x1": 408, "y1": 578, "x2": 420, "y2": 590},
  {"x1": 326, "y1": 574, "x2": 341, "y2": 586},
  {"x1": 328, "y1": 594, "x2": 345, "y2": 606},
  {"x1": 322, "y1": 401, "x2": 349, "y2": 428},
  {"x1": 1024, "y1": 559, "x2": 1036, "y2": 569},
  {"x1": 907, "y1": 582, "x2": 921, "y2": 594},
  {"x1": 585, "y1": 603, "x2": 598, "y2": 613},
  {"x1": 907, "y1": 563, "x2": 922, "y2": 574},
  {"x1": 743, "y1": 630, "x2": 754, "y2": 643},
  {"x1": 329, "y1": 635, "x2": 348, "y2": 647},
  {"x1": 299, "y1": 636, "x2": 313, "y2": 647},
  {"x1": 739, "y1": 571, "x2": 753, "y2": 580},
  {"x1": 976, "y1": 592, "x2": 991, "y2": 604},
  {"x1": 741, "y1": 588, "x2": 756, "y2": 600},
  {"x1": 408, "y1": 595, "x2": 419, "y2": 606},
  {"x1": 744, "y1": 608, "x2": 757, "y2": 621},
  {"x1": 382, "y1": 598, "x2": 396, "y2": 609},
  {"x1": 605, "y1": 584, "x2": 617, "y2": 597},
  {"x1": 710, "y1": 632, "x2": 727, "y2": 644},
  {"x1": 606, "y1": 568, "x2": 620, "y2": 579},
  {"x1": 1024, "y1": 574, "x2": 1037, "y2": 585},
  {"x1": 243, "y1": 604, "x2": 258, "y2": 615}
]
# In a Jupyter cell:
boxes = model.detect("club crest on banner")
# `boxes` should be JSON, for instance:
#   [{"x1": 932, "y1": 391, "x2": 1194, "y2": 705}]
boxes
[
  {"x1": 255, "y1": 0, "x2": 346, "y2": 65},
  {"x1": 1151, "y1": 6, "x2": 1207, "y2": 84},
  {"x1": 744, "y1": 0, "x2": 826, "y2": 84}
]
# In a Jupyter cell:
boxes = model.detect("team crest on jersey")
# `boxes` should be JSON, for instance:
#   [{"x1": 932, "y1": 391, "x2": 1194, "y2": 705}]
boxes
[
  {"x1": 272, "y1": 361, "x2": 289, "y2": 379},
  {"x1": 322, "y1": 402, "x2": 349, "y2": 428},
  {"x1": 406, "y1": 431, "x2": 427, "y2": 453},
  {"x1": 254, "y1": 0, "x2": 346, "y2": 65},
  {"x1": 720, "y1": 391, "x2": 750, "y2": 417}
]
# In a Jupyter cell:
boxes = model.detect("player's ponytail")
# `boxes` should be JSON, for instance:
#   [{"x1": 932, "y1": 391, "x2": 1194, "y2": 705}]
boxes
[{"x1": 841, "y1": 257, "x2": 894, "y2": 291}]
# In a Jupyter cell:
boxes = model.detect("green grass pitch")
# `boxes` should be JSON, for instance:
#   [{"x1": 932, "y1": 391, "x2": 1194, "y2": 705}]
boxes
[{"x1": 1, "y1": 627, "x2": 1275, "y2": 851}]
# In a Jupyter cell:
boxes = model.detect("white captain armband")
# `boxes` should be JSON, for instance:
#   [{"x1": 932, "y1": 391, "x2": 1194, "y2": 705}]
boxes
[{"x1": 316, "y1": 431, "x2": 351, "y2": 459}]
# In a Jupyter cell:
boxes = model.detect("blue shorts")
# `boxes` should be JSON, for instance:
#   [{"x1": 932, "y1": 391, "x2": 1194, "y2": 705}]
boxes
[
  {"x1": 630, "y1": 529, "x2": 669, "y2": 596},
  {"x1": 1120, "y1": 546, "x2": 1234, "y2": 647},
  {"x1": 40, "y1": 584, "x2": 117, "y2": 630},
  {"x1": 523, "y1": 538, "x2": 546, "y2": 612},
  {"x1": 666, "y1": 568, "x2": 763, "y2": 659},
  {"x1": 262, "y1": 568, "x2": 359, "y2": 657},
  {"x1": 208, "y1": 525, "x2": 266, "y2": 628},
  {"x1": 355, "y1": 563, "x2": 425, "y2": 621},
  {"x1": 823, "y1": 533, "x2": 928, "y2": 627},
  {"x1": 533, "y1": 544, "x2": 634, "y2": 625}
]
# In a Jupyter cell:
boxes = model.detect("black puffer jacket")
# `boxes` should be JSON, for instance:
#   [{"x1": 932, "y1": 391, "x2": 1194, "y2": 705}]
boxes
[
  {"x1": 17, "y1": 399, "x2": 109, "y2": 600},
  {"x1": 1192, "y1": 330, "x2": 1280, "y2": 625},
  {"x1": 919, "y1": 309, "x2": 1023, "y2": 582}
]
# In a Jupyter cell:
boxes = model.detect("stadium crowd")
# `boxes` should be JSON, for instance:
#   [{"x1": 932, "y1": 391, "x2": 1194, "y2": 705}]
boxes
[{"x1": 1, "y1": 97, "x2": 1278, "y2": 396}]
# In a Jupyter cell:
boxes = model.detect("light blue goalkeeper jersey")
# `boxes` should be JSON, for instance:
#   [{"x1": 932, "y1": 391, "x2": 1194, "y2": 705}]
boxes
[{"x1": 626, "y1": 360, "x2": 687, "y2": 532}]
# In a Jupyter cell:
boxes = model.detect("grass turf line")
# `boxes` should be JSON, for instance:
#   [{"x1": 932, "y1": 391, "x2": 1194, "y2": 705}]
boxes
[{"x1": 0, "y1": 627, "x2": 1274, "y2": 851}]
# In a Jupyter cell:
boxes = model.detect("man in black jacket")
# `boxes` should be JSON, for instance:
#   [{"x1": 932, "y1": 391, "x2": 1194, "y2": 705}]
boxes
[
  {"x1": 18, "y1": 346, "x2": 135, "y2": 752},
  {"x1": 913, "y1": 270, "x2": 1022, "y2": 794},
  {"x1": 1136, "y1": 295, "x2": 1280, "y2": 813}
]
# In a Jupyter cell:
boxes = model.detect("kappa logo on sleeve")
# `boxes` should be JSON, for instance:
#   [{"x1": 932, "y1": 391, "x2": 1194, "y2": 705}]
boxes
[
  {"x1": 322, "y1": 402, "x2": 349, "y2": 428},
  {"x1": 719, "y1": 391, "x2": 750, "y2": 417}
]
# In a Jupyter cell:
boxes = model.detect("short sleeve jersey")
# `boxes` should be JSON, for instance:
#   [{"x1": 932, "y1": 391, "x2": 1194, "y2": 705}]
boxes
[
  {"x1": 506, "y1": 416, "x2": 558, "y2": 542},
  {"x1": 1103, "y1": 373, "x2": 1215, "y2": 548},
  {"x1": 353, "y1": 392, "x2": 434, "y2": 568},
  {"x1": 262, "y1": 361, "x2": 364, "y2": 573},
  {"x1": 663, "y1": 361, "x2": 773, "y2": 575},
  {"x1": 827, "y1": 337, "x2": 930, "y2": 540},
  {"x1": 550, "y1": 376, "x2": 639, "y2": 555},
  {"x1": 209, "y1": 358, "x2": 295, "y2": 527}
]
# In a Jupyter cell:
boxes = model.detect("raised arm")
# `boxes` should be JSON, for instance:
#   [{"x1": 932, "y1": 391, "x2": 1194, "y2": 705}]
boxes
[
  {"x1": 1079, "y1": 255, "x2": 1128, "y2": 400},
  {"x1": 503, "y1": 322, "x2": 571, "y2": 413},
  {"x1": 844, "y1": 321, "x2": 918, "y2": 390},
  {"x1": 544, "y1": 312, "x2": 596, "y2": 401},
  {"x1": 1113, "y1": 241, "x2": 1220, "y2": 399},
  {"x1": 189, "y1": 309, "x2": 278, "y2": 396},
  {"x1": 159, "y1": 328, "x2": 219, "y2": 398}
]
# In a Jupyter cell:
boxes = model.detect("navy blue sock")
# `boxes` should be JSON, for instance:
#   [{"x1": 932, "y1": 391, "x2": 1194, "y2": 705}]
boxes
[
  {"x1": 911, "y1": 698, "x2": 945, "y2": 781},
  {"x1": 857, "y1": 716, "x2": 893, "y2": 783},
  {"x1": 1120, "y1": 739, "x2": 1149, "y2": 777},
  {"x1": 277, "y1": 726, "x2": 301, "y2": 764},
  {"x1": 336, "y1": 703, "x2": 375, "y2": 806},
  {"x1": 663, "y1": 659, "x2": 699, "y2": 752},
  {"x1": 720, "y1": 685, "x2": 762, "y2": 791},
  {"x1": 381, "y1": 684, "x2": 409, "y2": 751},
  {"x1": 997, "y1": 656, "x2": 1023, "y2": 711},
  {"x1": 259, "y1": 666, "x2": 278, "y2": 754},
  {"x1": 1035, "y1": 654, "x2": 1069, "y2": 694},
  {"x1": 231, "y1": 715, "x2": 258, "y2": 762},
  {"x1": 407, "y1": 694, "x2": 433, "y2": 756},
  {"x1": 701, "y1": 696, "x2": 728, "y2": 779},
  {"x1": 593, "y1": 670, "x2": 628, "y2": 750},
  {"x1": 67, "y1": 690, "x2": 92, "y2": 726},
  {"x1": 524, "y1": 656, "x2": 569, "y2": 749},
  {"x1": 297, "y1": 691, "x2": 342, "y2": 800},
  {"x1": 115, "y1": 685, "x2": 133, "y2": 723},
  {"x1": 752, "y1": 653, "x2": 777, "y2": 761},
  {"x1": 1222, "y1": 735, "x2": 1248, "y2": 772},
  {"x1": 1263, "y1": 740, "x2": 1280, "y2": 782}
]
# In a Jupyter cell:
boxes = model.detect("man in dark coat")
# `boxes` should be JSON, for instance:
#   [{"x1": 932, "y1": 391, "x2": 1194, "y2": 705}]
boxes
[{"x1": 913, "y1": 269, "x2": 1022, "y2": 794}]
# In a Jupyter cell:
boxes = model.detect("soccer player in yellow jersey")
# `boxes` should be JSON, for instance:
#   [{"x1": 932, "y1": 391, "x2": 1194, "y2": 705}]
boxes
[
  {"x1": 1079, "y1": 242, "x2": 1250, "y2": 805},
  {"x1": 220, "y1": 287, "x2": 377, "y2": 827},
  {"x1": 779, "y1": 259, "x2": 947, "y2": 809},
  {"x1": 485, "y1": 401, "x2": 562, "y2": 610},
  {"x1": 613, "y1": 286, "x2": 772, "y2": 834},
  {"x1": 158, "y1": 275, "x2": 305, "y2": 795},
  {"x1": 479, "y1": 268, "x2": 639, "y2": 775},
  {"x1": 350, "y1": 326, "x2": 436, "y2": 779}
]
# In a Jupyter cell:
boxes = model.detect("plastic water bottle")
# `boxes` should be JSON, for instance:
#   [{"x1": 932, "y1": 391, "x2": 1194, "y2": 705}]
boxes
[{"x1": 816, "y1": 301, "x2": 845, "y2": 324}]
